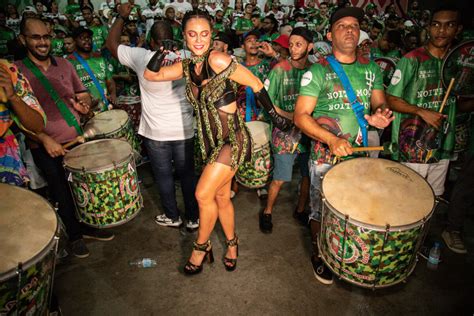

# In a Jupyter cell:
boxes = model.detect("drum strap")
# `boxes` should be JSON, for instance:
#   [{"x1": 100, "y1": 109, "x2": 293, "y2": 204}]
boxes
[
  {"x1": 23, "y1": 57, "x2": 83, "y2": 135},
  {"x1": 245, "y1": 86, "x2": 260, "y2": 122},
  {"x1": 72, "y1": 52, "x2": 109, "y2": 111},
  {"x1": 326, "y1": 55, "x2": 368, "y2": 147}
]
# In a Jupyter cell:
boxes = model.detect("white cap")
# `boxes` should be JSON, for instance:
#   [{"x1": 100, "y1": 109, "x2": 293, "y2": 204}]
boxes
[
  {"x1": 23, "y1": 6, "x2": 37, "y2": 14},
  {"x1": 358, "y1": 30, "x2": 372, "y2": 46},
  {"x1": 404, "y1": 20, "x2": 414, "y2": 27},
  {"x1": 294, "y1": 22, "x2": 306, "y2": 28}
]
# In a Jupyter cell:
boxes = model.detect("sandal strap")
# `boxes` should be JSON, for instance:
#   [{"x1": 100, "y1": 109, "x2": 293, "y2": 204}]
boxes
[
  {"x1": 193, "y1": 240, "x2": 211, "y2": 252},
  {"x1": 223, "y1": 257, "x2": 237, "y2": 264},
  {"x1": 226, "y1": 235, "x2": 239, "y2": 247}
]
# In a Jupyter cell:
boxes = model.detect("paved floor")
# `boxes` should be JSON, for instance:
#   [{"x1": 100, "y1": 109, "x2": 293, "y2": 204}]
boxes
[{"x1": 53, "y1": 162, "x2": 474, "y2": 315}]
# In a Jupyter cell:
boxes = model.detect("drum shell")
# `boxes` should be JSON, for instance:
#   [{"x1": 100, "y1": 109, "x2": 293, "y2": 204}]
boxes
[
  {"x1": 318, "y1": 158, "x2": 435, "y2": 288},
  {"x1": 63, "y1": 140, "x2": 143, "y2": 228},
  {"x1": 0, "y1": 185, "x2": 59, "y2": 315},
  {"x1": 84, "y1": 109, "x2": 142, "y2": 154},
  {"x1": 236, "y1": 121, "x2": 273, "y2": 189}
]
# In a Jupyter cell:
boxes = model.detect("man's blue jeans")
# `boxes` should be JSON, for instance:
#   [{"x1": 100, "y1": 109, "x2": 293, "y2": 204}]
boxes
[{"x1": 144, "y1": 137, "x2": 198, "y2": 221}]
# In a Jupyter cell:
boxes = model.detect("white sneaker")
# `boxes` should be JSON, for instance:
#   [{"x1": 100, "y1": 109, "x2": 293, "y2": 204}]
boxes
[
  {"x1": 186, "y1": 219, "x2": 199, "y2": 231},
  {"x1": 154, "y1": 214, "x2": 182, "y2": 227}
]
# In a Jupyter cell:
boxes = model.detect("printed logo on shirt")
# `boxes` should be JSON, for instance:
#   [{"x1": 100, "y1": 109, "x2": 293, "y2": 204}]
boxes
[
  {"x1": 301, "y1": 71, "x2": 313, "y2": 87},
  {"x1": 391, "y1": 69, "x2": 402, "y2": 85},
  {"x1": 264, "y1": 78, "x2": 270, "y2": 90}
]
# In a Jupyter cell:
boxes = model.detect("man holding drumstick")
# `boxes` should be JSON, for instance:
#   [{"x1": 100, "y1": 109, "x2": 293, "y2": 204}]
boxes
[
  {"x1": 386, "y1": 5, "x2": 464, "y2": 253},
  {"x1": 294, "y1": 7, "x2": 393, "y2": 285}
]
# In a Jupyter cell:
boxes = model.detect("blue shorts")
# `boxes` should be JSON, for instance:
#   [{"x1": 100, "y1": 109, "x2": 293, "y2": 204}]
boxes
[{"x1": 272, "y1": 152, "x2": 309, "y2": 182}]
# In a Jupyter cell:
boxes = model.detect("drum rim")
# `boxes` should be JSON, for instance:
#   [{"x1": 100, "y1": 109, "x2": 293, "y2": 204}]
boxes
[
  {"x1": 321, "y1": 194, "x2": 435, "y2": 231},
  {"x1": 321, "y1": 158, "x2": 436, "y2": 230},
  {"x1": 63, "y1": 139, "x2": 134, "y2": 173},
  {"x1": 441, "y1": 39, "x2": 474, "y2": 97},
  {"x1": 84, "y1": 109, "x2": 131, "y2": 137},
  {"x1": 0, "y1": 185, "x2": 59, "y2": 281}
]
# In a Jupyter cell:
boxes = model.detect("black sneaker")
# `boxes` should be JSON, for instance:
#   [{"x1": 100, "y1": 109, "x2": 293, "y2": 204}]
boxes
[
  {"x1": 293, "y1": 209, "x2": 309, "y2": 226},
  {"x1": 83, "y1": 229, "x2": 115, "y2": 241},
  {"x1": 259, "y1": 211, "x2": 273, "y2": 234},
  {"x1": 70, "y1": 239, "x2": 90, "y2": 258},
  {"x1": 311, "y1": 256, "x2": 333, "y2": 285}
]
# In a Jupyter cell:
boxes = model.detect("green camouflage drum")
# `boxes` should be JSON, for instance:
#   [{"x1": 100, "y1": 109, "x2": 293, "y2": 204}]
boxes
[
  {"x1": 63, "y1": 139, "x2": 143, "y2": 228},
  {"x1": 236, "y1": 121, "x2": 273, "y2": 189},
  {"x1": 0, "y1": 184, "x2": 58, "y2": 315},
  {"x1": 84, "y1": 109, "x2": 142, "y2": 155},
  {"x1": 320, "y1": 158, "x2": 435, "y2": 288}
]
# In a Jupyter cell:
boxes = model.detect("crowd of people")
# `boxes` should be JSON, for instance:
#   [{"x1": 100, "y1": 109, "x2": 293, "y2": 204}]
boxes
[{"x1": 0, "y1": 0, "x2": 473, "y2": 287}]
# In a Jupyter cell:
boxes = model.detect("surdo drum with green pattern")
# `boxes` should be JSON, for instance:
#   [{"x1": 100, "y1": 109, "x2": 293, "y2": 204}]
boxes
[
  {"x1": 320, "y1": 158, "x2": 435, "y2": 288},
  {"x1": 63, "y1": 139, "x2": 143, "y2": 228}
]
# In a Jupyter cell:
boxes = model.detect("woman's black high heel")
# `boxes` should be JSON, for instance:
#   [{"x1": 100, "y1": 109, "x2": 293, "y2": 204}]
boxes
[
  {"x1": 223, "y1": 235, "x2": 239, "y2": 272},
  {"x1": 183, "y1": 240, "x2": 214, "y2": 275}
]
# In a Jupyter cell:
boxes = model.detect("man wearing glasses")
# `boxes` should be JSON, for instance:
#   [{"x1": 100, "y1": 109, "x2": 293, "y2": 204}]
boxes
[{"x1": 16, "y1": 17, "x2": 114, "y2": 259}]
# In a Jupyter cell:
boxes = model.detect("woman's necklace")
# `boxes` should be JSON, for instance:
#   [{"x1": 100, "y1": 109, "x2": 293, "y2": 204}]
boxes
[{"x1": 190, "y1": 48, "x2": 211, "y2": 64}]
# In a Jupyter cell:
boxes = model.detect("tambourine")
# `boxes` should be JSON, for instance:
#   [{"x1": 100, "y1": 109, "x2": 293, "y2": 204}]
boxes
[
  {"x1": 441, "y1": 40, "x2": 474, "y2": 98},
  {"x1": 374, "y1": 57, "x2": 399, "y2": 88}
]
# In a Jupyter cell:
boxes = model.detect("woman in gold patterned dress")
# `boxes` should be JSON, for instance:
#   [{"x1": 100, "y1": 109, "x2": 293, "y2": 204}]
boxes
[{"x1": 144, "y1": 9, "x2": 290, "y2": 275}]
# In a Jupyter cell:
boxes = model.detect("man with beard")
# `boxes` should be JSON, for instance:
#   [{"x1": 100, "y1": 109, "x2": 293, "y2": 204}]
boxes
[
  {"x1": 386, "y1": 6, "x2": 464, "y2": 252},
  {"x1": 67, "y1": 26, "x2": 116, "y2": 110},
  {"x1": 63, "y1": 34, "x2": 76, "y2": 57},
  {"x1": 106, "y1": 3, "x2": 199, "y2": 230},
  {"x1": 163, "y1": 6, "x2": 183, "y2": 45},
  {"x1": 260, "y1": 15, "x2": 279, "y2": 42},
  {"x1": 212, "y1": 32, "x2": 231, "y2": 54},
  {"x1": 212, "y1": 10, "x2": 229, "y2": 34},
  {"x1": 294, "y1": 7, "x2": 393, "y2": 284},
  {"x1": 259, "y1": 27, "x2": 313, "y2": 234},
  {"x1": 16, "y1": 17, "x2": 114, "y2": 258}
]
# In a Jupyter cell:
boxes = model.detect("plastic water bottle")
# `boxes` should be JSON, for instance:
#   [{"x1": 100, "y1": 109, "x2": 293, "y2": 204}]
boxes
[
  {"x1": 427, "y1": 242, "x2": 441, "y2": 270},
  {"x1": 129, "y1": 258, "x2": 157, "y2": 268}
]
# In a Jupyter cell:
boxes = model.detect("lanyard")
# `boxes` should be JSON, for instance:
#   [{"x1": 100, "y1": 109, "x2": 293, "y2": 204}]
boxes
[{"x1": 23, "y1": 57, "x2": 82, "y2": 135}]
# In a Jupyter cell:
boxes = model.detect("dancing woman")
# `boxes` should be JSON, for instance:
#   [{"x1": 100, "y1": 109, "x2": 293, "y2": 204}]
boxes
[{"x1": 144, "y1": 9, "x2": 291, "y2": 274}]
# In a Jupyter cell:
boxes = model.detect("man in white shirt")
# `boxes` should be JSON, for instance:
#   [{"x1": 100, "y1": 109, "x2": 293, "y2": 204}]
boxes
[
  {"x1": 171, "y1": 0, "x2": 193, "y2": 13},
  {"x1": 141, "y1": 0, "x2": 163, "y2": 34},
  {"x1": 106, "y1": 3, "x2": 199, "y2": 230}
]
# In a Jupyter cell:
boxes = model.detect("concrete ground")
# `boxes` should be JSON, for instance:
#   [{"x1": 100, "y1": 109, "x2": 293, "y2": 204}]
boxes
[{"x1": 54, "y1": 162, "x2": 474, "y2": 315}]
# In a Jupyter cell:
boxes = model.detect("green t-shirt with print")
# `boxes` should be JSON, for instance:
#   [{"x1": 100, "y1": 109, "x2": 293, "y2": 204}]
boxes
[
  {"x1": 67, "y1": 53, "x2": 113, "y2": 107},
  {"x1": 91, "y1": 25, "x2": 108, "y2": 52},
  {"x1": 234, "y1": 17, "x2": 253, "y2": 33},
  {"x1": 265, "y1": 59, "x2": 310, "y2": 153},
  {"x1": 299, "y1": 57, "x2": 383, "y2": 164},
  {"x1": 65, "y1": 4, "x2": 81, "y2": 16},
  {"x1": 387, "y1": 46, "x2": 456, "y2": 163},
  {"x1": 50, "y1": 38, "x2": 64, "y2": 57},
  {"x1": 371, "y1": 47, "x2": 401, "y2": 59},
  {"x1": 0, "y1": 29, "x2": 15, "y2": 56},
  {"x1": 260, "y1": 32, "x2": 279, "y2": 42}
]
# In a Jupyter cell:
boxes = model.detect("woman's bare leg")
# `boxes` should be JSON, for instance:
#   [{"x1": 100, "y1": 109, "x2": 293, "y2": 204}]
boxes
[
  {"x1": 215, "y1": 178, "x2": 238, "y2": 262},
  {"x1": 187, "y1": 162, "x2": 236, "y2": 266}
]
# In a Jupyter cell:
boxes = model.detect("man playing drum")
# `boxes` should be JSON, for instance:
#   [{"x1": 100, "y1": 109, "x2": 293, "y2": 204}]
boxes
[
  {"x1": 16, "y1": 17, "x2": 114, "y2": 259},
  {"x1": 386, "y1": 5, "x2": 464, "y2": 253},
  {"x1": 294, "y1": 7, "x2": 393, "y2": 285},
  {"x1": 106, "y1": 3, "x2": 199, "y2": 231},
  {"x1": 259, "y1": 27, "x2": 313, "y2": 234}
]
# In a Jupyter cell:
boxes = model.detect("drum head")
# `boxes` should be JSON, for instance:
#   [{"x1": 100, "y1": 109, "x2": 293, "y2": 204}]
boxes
[
  {"x1": 84, "y1": 109, "x2": 129, "y2": 136},
  {"x1": 246, "y1": 121, "x2": 270, "y2": 148},
  {"x1": 322, "y1": 158, "x2": 434, "y2": 227},
  {"x1": 64, "y1": 139, "x2": 133, "y2": 172},
  {"x1": 442, "y1": 40, "x2": 474, "y2": 97},
  {"x1": 0, "y1": 184, "x2": 57, "y2": 275}
]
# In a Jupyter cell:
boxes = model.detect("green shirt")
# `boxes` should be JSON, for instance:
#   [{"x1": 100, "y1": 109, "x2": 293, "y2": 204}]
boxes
[
  {"x1": 0, "y1": 29, "x2": 15, "y2": 56},
  {"x1": 51, "y1": 38, "x2": 64, "y2": 57},
  {"x1": 234, "y1": 17, "x2": 253, "y2": 33},
  {"x1": 371, "y1": 47, "x2": 401, "y2": 59},
  {"x1": 65, "y1": 4, "x2": 81, "y2": 16},
  {"x1": 265, "y1": 59, "x2": 310, "y2": 153},
  {"x1": 299, "y1": 57, "x2": 383, "y2": 164},
  {"x1": 67, "y1": 53, "x2": 113, "y2": 107},
  {"x1": 387, "y1": 46, "x2": 456, "y2": 163},
  {"x1": 91, "y1": 25, "x2": 108, "y2": 52}
]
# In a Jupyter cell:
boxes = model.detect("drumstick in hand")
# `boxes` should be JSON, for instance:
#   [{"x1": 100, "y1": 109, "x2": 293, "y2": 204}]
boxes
[
  {"x1": 352, "y1": 142, "x2": 399, "y2": 155},
  {"x1": 438, "y1": 78, "x2": 455, "y2": 114},
  {"x1": 62, "y1": 136, "x2": 85, "y2": 149}
]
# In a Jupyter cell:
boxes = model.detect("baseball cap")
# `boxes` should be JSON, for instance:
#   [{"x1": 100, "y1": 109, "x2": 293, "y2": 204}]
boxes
[
  {"x1": 330, "y1": 7, "x2": 364, "y2": 27},
  {"x1": 23, "y1": 6, "x2": 37, "y2": 14},
  {"x1": 404, "y1": 20, "x2": 414, "y2": 27},
  {"x1": 290, "y1": 27, "x2": 313, "y2": 43},
  {"x1": 214, "y1": 32, "x2": 231, "y2": 46},
  {"x1": 273, "y1": 34, "x2": 289, "y2": 49},
  {"x1": 71, "y1": 26, "x2": 93, "y2": 39},
  {"x1": 243, "y1": 29, "x2": 261, "y2": 41},
  {"x1": 357, "y1": 30, "x2": 372, "y2": 45}
]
